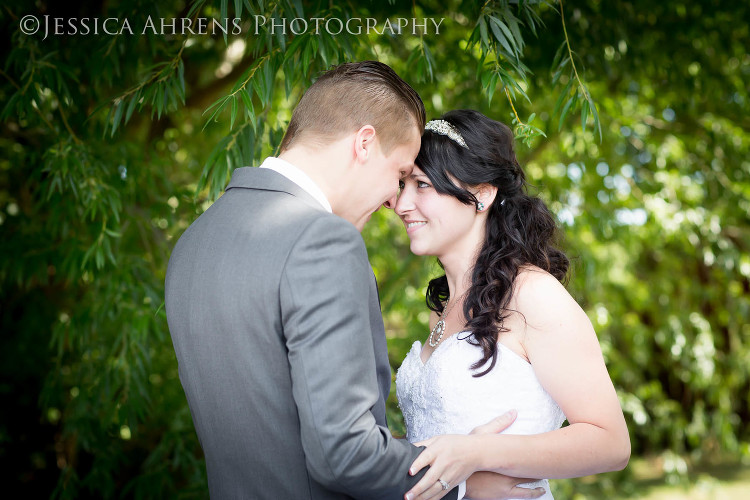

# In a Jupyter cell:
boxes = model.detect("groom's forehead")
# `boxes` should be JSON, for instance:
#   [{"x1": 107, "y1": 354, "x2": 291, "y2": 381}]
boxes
[{"x1": 398, "y1": 162, "x2": 415, "y2": 178}]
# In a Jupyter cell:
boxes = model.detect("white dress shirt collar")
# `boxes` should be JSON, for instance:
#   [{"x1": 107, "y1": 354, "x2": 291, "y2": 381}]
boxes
[{"x1": 259, "y1": 157, "x2": 332, "y2": 213}]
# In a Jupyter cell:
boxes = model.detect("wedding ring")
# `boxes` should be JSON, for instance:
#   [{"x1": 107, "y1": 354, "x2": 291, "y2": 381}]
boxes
[{"x1": 438, "y1": 478, "x2": 450, "y2": 490}]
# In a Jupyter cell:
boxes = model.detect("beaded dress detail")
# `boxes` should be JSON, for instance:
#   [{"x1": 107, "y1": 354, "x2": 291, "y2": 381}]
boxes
[{"x1": 396, "y1": 332, "x2": 566, "y2": 500}]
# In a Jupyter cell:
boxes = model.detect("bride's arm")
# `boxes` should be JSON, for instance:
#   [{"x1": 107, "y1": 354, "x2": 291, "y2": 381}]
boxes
[{"x1": 406, "y1": 270, "x2": 630, "y2": 499}]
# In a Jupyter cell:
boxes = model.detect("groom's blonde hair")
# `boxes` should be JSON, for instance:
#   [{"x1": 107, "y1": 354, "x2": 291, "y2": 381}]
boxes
[{"x1": 280, "y1": 61, "x2": 425, "y2": 155}]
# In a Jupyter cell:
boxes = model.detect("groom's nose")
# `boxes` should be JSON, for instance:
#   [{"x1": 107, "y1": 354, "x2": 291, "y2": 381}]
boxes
[{"x1": 383, "y1": 193, "x2": 398, "y2": 210}]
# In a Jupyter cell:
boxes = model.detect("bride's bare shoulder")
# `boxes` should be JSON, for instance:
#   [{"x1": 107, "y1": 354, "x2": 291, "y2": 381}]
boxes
[{"x1": 512, "y1": 265, "x2": 578, "y2": 316}]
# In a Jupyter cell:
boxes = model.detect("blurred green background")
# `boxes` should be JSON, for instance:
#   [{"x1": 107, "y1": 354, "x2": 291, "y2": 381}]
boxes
[{"x1": 1, "y1": 0, "x2": 748, "y2": 498}]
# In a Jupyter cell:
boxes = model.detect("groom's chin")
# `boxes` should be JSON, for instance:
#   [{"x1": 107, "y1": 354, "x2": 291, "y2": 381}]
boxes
[
  {"x1": 354, "y1": 215, "x2": 370, "y2": 232},
  {"x1": 359, "y1": 210, "x2": 378, "y2": 230}
]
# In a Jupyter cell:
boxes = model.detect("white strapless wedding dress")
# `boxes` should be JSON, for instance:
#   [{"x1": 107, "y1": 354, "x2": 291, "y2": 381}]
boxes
[{"x1": 396, "y1": 332, "x2": 566, "y2": 500}]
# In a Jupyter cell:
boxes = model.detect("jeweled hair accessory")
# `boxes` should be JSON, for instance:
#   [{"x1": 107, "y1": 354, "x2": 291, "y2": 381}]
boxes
[{"x1": 424, "y1": 119, "x2": 468, "y2": 149}]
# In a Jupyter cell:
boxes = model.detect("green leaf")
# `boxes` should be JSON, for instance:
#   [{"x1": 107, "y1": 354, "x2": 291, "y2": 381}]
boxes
[
  {"x1": 559, "y1": 93, "x2": 576, "y2": 131},
  {"x1": 422, "y1": 43, "x2": 435, "y2": 82},
  {"x1": 489, "y1": 17, "x2": 516, "y2": 59},
  {"x1": 553, "y1": 78, "x2": 574, "y2": 117},
  {"x1": 479, "y1": 16, "x2": 489, "y2": 47},
  {"x1": 124, "y1": 93, "x2": 138, "y2": 125},
  {"x1": 110, "y1": 101, "x2": 124, "y2": 137},
  {"x1": 154, "y1": 85, "x2": 163, "y2": 118},
  {"x1": 581, "y1": 98, "x2": 589, "y2": 132},
  {"x1": 263, "y1": 59, "x2": 274, "y2": 103},
  {"x1": 202, "y1": 96, "x2": 232, "y2": 130},
  {"x1": 187, "y1": 0, "x2": 205, "y2": 17},
  {"x1": 220, "y1": 0, "x2": 229, "y2": 45},
  {"x1": 487, "y1": 72, "x2": 499, "y2": 104},
  {"x1": 504, "y1": 11, "x2": 525, "y2": 51},
  {"x1": 588, "y1": 93, "x2": 603, "y2": 141},
  {"x1": 177, "y1": 59, "x2": 185, "y2": 97},
  {"x1": 239, "y1": 89, "x2": 253, "y2": 115},
  {"x1": 551, "y1": 40, "x2": 567, "y2": 71},
  {"x1": 318, "y1": 33, "x2": 329, "y2": 66},
  {"x1": 490, "y1": 15, "x2": 519, "y2": 55},
  {"x1": 292, "y1": 0, "x2": 304, "y2": 18},
  {"x1": 480, "y1": 68, "x2": 491, "y2": 89},
  {"x1": 230, "y1": 97, "x2": 238, "y2": 129},
  {"x1": 551, "y1": 57, "x2": 570, "y2": 85}
]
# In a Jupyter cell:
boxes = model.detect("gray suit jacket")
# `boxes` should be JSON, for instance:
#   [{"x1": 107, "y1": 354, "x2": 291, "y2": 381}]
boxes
[{"x1": 166, "y1": 167, "x2": 458, "y2": 499}]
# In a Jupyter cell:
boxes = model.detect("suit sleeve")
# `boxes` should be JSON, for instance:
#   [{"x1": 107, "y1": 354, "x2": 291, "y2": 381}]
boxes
[{"x1": 280, "y1": 216, "x2": 457, "y2": 500}]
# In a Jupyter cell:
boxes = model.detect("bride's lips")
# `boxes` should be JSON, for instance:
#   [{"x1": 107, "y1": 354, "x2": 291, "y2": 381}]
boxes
[{"x1": 404, "y1": 220, "x2": 427, "y2": 235}]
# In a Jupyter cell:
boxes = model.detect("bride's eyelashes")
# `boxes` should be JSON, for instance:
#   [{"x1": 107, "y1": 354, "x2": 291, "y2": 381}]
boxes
[
  {"x1": 397, "y1": 178, "x2": 432, "y2": 194},
  {"x1": 399, "y1": 179, "x2": 432, "y2": 188}
]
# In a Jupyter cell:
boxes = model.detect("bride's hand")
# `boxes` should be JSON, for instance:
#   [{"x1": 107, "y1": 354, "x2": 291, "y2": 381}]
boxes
[{"x1": 405, "y1": 410, "x2": 519, "y2": 500}]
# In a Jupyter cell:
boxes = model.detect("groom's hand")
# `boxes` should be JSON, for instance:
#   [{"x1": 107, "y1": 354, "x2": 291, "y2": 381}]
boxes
[
  {"x1": 465, "y1": 472, "x2": 545, "y2": 500},
  {"x1": 464, "y1": 410, "x2": 544, "y2": 500},
  {"x1": 464, "y1": 410, "x2": 546, "y2": 499}
]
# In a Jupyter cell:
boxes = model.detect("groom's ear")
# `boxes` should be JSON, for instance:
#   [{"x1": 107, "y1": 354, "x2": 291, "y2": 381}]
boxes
[{"x1": 354, "y1": 125, "x2": 377, "y2": 162}]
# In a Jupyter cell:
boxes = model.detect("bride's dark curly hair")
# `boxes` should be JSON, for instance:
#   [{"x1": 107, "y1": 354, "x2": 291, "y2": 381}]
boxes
[{"x1": 418, "y1": 110, "x2": 569, "y2": 376}]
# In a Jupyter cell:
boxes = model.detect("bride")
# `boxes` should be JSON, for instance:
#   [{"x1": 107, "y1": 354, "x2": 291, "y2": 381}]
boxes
[{"x1": 391, "y1": 110, "x2": 630, "y2": 500}]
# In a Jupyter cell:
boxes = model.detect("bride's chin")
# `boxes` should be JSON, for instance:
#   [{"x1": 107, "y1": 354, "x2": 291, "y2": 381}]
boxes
[{"x1": 408, "y1": 242, "x2": 431, "y2": 256}]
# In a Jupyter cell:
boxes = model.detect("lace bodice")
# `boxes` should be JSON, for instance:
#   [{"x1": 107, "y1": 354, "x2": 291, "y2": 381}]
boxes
[{"x1": 396, "y1": 332, "x2": 566, "y2": 500}]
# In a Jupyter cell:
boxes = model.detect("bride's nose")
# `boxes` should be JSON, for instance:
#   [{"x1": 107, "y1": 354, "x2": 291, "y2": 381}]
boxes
[{"x1": 394, "y1": 188, "x2": 414, "y2": 215}]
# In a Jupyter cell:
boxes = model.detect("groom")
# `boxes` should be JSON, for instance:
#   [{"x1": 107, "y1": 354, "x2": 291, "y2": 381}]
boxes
[{"x1": 165, "y1": 61, "x2": 541, "y2": 499}]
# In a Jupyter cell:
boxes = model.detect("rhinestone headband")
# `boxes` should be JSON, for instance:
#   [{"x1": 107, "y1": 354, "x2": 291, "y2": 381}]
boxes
[{"x1": 424, "y1": 119, "x2": 468, "y2": 149}]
